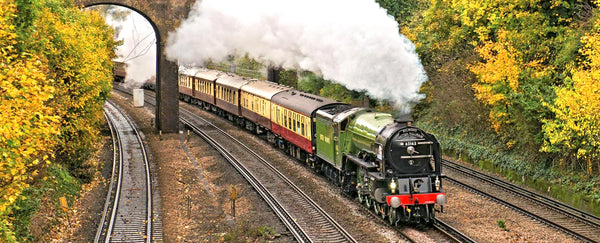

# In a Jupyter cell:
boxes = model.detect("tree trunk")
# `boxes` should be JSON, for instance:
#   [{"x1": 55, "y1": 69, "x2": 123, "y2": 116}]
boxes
[{"x1": 588, "y1": 157, "x2": 593, "y2": 176}]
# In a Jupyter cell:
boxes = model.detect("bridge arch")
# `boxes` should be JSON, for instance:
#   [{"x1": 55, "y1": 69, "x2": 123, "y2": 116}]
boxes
[{"x1": 75, "y1": 0, "x2": 189, "y2": 133}]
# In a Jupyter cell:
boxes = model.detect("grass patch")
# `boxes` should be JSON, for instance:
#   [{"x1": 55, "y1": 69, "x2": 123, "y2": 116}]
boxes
[{"x1": 222, "y1": 217, "x2": 278, "y2": 242}]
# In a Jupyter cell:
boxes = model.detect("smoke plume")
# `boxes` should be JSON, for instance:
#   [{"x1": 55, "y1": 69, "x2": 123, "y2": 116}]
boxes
[
  {"x1": 104, "y1": 6, "x2": 156, "y2": 88},
  {"x1": 166, "y1": 0, "x2": 427, "y2": 113}
]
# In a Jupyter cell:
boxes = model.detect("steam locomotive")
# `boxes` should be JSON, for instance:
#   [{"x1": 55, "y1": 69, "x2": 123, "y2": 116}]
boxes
[{"x1": 177, "y1": 66, "x2": 446, "y2": 225}]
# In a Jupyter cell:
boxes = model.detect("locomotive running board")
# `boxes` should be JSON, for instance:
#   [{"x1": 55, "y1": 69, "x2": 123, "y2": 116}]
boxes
[{"x1": 345, "y1": 154, "x2": 379, "y2": 170}]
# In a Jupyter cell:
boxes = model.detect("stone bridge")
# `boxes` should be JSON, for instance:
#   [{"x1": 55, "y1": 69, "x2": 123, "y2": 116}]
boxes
[{"x1": 74, "y1": 0, "x2": 196, "y2": 133}]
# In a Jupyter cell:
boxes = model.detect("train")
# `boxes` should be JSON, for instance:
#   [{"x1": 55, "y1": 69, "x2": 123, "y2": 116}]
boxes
[
  {"x1": 176, "y1": 66, "x2": 447, "y2": 225},
  {"x1": 113, "y1": 61, "x2": 127, "y2": 83}
]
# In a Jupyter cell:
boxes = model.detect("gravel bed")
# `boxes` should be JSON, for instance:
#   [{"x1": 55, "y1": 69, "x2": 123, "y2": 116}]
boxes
[{"x1": 438, "y1": 165, "x2": 577, "y2": 242}]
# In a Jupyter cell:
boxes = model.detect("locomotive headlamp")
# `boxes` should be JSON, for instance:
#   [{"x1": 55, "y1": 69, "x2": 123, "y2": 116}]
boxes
[
  {"x1": 435, "y1": 176, "x2": 440, "y2": 191},
  {"x1": 390, "y1": 179, "x2": 397, "y2": 194}
]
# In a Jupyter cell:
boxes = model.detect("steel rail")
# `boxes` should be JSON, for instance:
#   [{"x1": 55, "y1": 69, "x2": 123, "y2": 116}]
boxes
[
  {"x1": 103, "y1": 101, "x2": 153, "y2": 242},
  {"x1": 432, "y1": 219, "x2": 476, "y2": 243},
  {"x1": 444, "y1": 175, "x2": 595, "y2": 242},
  {"x1": 95, "y1": 112, "x2": 121, "y2": 243},
  {"x1": 180, "y1": 108, "x2": 357, "y2": 243}
]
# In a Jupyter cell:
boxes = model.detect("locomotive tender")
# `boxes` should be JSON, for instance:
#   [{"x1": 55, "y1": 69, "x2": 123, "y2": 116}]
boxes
[{"x1": 178, "y1": 66, "x2": 446, "y2": 225}]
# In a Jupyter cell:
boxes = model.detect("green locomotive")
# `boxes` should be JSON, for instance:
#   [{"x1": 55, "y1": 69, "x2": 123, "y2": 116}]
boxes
[{"x1": 314, "y1": 105, "x2": 446, "y2": 225}]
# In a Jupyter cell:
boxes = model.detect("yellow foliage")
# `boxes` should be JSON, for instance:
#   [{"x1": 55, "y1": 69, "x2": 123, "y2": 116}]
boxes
[
  {"x1": 1, "y1": 1, "x2": 59, "y2": 223},
  {"x1": 1, "y1": 0, "x2": 117, "y2": 240},
  {"x1": 543, "y1": 2, "x2": 600, "y2": 167},
  {"x1": 469, "y1": 31, "x2": 523, "y2": 131}
]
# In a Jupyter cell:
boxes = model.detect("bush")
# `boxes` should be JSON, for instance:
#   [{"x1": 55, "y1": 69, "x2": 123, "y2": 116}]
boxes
[{"x1": 497, "y1": 219, "x2": 506, "y2": 230}]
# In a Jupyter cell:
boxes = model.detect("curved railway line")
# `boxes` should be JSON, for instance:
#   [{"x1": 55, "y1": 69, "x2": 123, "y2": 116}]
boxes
[
  {"x1": 96, "y1": 101, "x2": 158, "y2": 243},
  {"x1": 180, "y1": 108, "x2": 357, "y2": 242},
  {"x1": 444, "y1": 159, "x2": 600, "y2": 242}
]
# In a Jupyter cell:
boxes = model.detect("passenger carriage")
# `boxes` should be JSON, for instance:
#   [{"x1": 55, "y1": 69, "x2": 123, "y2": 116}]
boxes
[
  {"x1": 178, "y1": 66, "x2": 196, "y2": 102},
  {"x1": 240, "y1": 80, "x2": 290, "y2": 134},
  {"x1": 270, "y1": 90, "x2": 339, "y2": 159},
  {"x1": 214, "y1": 74, "x2": 250, "y2": 122},
  {"x1": 179, "y1": 67, "x2": 221, "y2": 109},
  {"x1": 191, "y1": 70, "x2": 220, "y2": 108}
]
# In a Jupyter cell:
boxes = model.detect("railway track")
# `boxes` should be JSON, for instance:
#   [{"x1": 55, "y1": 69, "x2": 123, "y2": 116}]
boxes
[
  {"x1": 179, "y1": 108, "x2": 357, "y2": 242},
  {"x1": 96, "y1": 101, "x2": 157, "y2": 243},
  {"x1": 444, "y1": 159, "x2": 600, "y2": 242},
  {"x1": 433, "y1": 219, "x2": 476, "y2": 243}
]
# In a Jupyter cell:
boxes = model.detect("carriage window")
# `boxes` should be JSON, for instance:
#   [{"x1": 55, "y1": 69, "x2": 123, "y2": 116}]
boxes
[{"x1": 293, "y1": 119, "x2": 296, "y2": 132}]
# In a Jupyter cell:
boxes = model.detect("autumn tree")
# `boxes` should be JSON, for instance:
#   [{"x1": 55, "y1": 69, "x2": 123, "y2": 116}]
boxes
[
  {"x1": 543, "y1": 2, "x2": 600, "y2": 174},
  {"x1": 0, "y1": 2, "x2": 59, "y2": 239},
  {"x1": 406, "y1": 0, "x2": 591, "y2": 157},
  {"x1": 1, "y1": 0, "x2": 117, "y2": 240},
  {"x1": 28, "y1": 2, "x2": 117, "y2": 182}
]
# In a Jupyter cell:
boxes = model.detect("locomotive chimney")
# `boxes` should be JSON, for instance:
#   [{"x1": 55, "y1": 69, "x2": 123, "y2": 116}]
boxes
[
  {"x1": 395, "y1": 114, "x2": 413, "y2": 127},
  {"x1": 267, "y1": 66, "x2": 281, "y2": 84}
]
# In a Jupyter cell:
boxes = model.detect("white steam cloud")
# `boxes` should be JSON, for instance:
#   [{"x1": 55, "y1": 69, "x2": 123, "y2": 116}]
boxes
[
  {"x1": 105, "y1": 7, "x2": 156, "y2": 88},
  {"x1": 166, "y1": 0, "x2": 427, "y2": 113}
]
